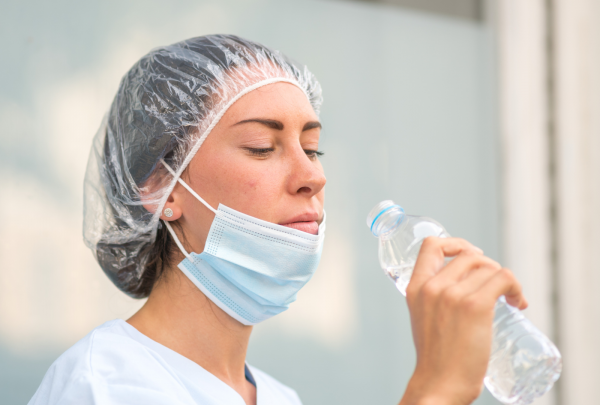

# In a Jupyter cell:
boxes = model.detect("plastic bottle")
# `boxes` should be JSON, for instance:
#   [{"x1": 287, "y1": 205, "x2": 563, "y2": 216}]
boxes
[{"x1": 367, "y1": 200, "x2": 562, "y2": 405}]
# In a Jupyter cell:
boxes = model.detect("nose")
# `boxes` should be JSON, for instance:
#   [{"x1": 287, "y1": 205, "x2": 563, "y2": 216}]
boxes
[{"x1": 286, "y1": 147, "x2": 326, "y2": 198}]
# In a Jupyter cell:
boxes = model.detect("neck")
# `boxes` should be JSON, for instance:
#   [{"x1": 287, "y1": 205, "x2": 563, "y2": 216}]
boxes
[{"x1": 128, "y1": 266, "x2": 253, "y2": 390}]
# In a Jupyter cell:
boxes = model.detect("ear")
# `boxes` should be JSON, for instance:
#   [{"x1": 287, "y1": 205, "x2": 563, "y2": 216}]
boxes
[
  {"x1": 140, "y1": 188, "x2": 185, "y2": 222},
  {"x1": 157, "y1": 194, "x2": 182, "y2": 221},
  {"x1": 140, "y1": 173, "x2": 185, "y2": 222}
]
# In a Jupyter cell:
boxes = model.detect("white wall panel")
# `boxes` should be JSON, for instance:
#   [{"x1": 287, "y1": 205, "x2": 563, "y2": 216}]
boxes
[
  {"x1": 553, "y1": 0, "x2": 600, "y2": 403},
  {"x1": 496, "y1": 1, "x2": 555, "y2": 403}
]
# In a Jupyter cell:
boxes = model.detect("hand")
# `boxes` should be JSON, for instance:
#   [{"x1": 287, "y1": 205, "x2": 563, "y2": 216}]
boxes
[{"x1": 399, "y1": 237, "x2": 527, "y2": 405}]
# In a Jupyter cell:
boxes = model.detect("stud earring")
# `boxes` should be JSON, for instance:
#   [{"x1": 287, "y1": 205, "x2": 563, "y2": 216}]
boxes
[{"x1": 163, "y1": 208, "x2": 174, "y2": 218}]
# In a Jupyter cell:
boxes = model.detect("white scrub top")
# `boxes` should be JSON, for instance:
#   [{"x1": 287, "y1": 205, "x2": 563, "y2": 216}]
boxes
[{"x1": 29, "y1": 319, "x2": 302, "y2": 405}]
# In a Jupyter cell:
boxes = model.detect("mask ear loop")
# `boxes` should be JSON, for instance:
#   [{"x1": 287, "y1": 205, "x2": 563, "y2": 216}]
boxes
[
  {"x1": 163, "y1": 221, "x2": 191, "y2": 259},
  {"x1": 159, "y1": 158, "x2": 219, "y2": 259},
  {"x1": 159, "y1": 159, "x2": 218, "y2": 215}
]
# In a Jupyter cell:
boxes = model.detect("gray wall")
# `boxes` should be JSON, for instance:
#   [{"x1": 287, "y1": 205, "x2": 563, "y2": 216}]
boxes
[
  {"x1": 0, "y1": 0, "x2": 500, "y2": 404},
  {"x1": 363, "y1": 0, "x2": 483, "y2": 20}
]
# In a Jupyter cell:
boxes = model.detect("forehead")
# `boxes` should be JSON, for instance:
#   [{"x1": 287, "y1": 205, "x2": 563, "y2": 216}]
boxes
[{"x1": 223, "y1": 82, "x2": 317, "y2": 123}]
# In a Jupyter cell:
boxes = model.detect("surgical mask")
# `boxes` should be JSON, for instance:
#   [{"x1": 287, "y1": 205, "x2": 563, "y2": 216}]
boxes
[{"x1": 160, "y1": 160, "x2": 326, "y2": 325}]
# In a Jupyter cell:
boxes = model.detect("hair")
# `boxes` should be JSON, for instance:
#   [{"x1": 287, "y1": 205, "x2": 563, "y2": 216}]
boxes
[
  {"x1": 131, "y1": 155, "x2": 190, "y2": 297},
  {"x1": 133, "y1": 221, "x2": 172, "y2": 297},
  {"x1": 133, "y1": 219, "x2": 179, "y2": 297},
  {"x1": 96, "y1": 149, "x2": 188, "y2": 298}
]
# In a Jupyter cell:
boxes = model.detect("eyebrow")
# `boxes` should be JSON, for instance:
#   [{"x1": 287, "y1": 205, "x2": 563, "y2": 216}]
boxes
[{"x1": 233, "y1": 118, "x2": 322, "y2": 132}]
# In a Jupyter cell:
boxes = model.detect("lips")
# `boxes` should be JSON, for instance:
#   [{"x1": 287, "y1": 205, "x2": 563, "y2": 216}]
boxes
[
  {"x1": 279, "y1": 212, "x2": 320, "y2": 235},
  {"x1": 280, "y1": 221, "x2": 319, "y2": 235}
]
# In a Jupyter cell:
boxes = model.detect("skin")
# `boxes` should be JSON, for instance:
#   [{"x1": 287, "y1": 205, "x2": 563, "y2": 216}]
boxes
[{"x1": 130, "y1": 82, "x2": 528, "y2": 405}]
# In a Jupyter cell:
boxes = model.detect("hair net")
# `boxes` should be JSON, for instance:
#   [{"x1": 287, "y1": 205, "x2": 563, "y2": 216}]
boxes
[{"x1": 83, "y1": 34, "x2": 323, "y2": 297}]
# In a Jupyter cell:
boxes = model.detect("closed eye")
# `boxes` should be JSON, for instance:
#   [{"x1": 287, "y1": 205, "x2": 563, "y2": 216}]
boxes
[
  {"x1": 304, "y1": 149, "x2": 324, "y2": 159},
  {"x1": 244, "y1": 147, "x2": 274, "y2": 157}
]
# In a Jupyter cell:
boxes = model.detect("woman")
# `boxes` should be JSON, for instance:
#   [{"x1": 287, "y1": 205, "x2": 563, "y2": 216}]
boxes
[{"x1": 30, "y1": 35, "x2": 526, "y2": 405}]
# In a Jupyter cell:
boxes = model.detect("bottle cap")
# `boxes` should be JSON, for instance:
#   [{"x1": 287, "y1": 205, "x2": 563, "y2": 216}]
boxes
[{"x1": 367, "y1": 200, "x2": 404, "y2": 236}]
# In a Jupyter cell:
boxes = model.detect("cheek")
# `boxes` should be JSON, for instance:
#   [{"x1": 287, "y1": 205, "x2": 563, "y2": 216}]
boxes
[
  {"x1": 227, "y1": 166, "x2": 287, "y2": 221},
  {"x1": 189, "y1": 140, "x2": 291, "y2": 222},
  {"x1": 202, "y1": 151, "x2": 282, "y2": 203},
  {"x1": 244, "y1": 177, "x2": 259, "y2": 191},
  {"x1": 238, "y1": 168, "x2": 281, "y2": 200}
]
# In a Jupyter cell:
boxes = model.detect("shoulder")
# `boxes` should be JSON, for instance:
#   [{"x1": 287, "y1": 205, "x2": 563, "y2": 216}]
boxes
[
  {"x1": 28, "y1": 320, "x2": 117, "y2": 405},
  {"x1": 248, "y1": 365, "x2": 303, "y2": 405},
  {"x1": 29, "y1": 320, "x2": 191, "y2": 405}
]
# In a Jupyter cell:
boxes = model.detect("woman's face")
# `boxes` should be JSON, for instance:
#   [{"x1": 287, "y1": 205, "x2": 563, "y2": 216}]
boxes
[{"x1": 163, "y1": 82, "x2": 326, "y2": 254}]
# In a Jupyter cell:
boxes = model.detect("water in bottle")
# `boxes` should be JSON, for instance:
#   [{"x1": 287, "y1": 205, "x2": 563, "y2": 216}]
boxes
[{"x1": 367, "y1": 200, "x2": 562, "y2": 405}]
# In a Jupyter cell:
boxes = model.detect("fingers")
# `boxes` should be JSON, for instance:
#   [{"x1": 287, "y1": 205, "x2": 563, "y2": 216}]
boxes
[
  {"x1": 412, "y1": 254, "x2": 501, "y2": 309},
  {"x1": 408, "y1": 236, "x2": 527, "y2": 311},
  {"x1": 468, "y1": 268, "x2": 527, "y2": 310},
  {"x1": 435, "y1": 252, "x2": 501, "y2": 286},
  {"x1": 442, "y1": 266, "x2": 499, "y2": 304},
  {"x1": 409, "y1": 237, "x2": 483, "y2": 294}
]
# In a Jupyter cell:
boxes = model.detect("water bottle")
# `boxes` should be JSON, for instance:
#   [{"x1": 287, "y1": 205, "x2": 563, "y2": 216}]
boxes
[{"x1": 367, "y1": 200, "x2": 562, "y2": 405}]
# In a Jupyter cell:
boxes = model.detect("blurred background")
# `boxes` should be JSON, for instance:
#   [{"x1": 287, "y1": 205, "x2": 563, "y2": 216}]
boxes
[{"x1": 1, "y1": 0, "x2": 598, "y2": 404}]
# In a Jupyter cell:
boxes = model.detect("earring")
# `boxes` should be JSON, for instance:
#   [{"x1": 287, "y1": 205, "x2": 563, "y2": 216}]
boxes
[{"x1": 163, "y1": 208, "x2": 174, "y2": 218}]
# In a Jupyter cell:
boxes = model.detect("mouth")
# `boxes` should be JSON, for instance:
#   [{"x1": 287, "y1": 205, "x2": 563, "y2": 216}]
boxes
[
  {"x1": 280, "y1": 221, "x2": 319, "y2": 235},
  {"x1": 279, "y1": 212, "x2": 320, "y2": 235}
]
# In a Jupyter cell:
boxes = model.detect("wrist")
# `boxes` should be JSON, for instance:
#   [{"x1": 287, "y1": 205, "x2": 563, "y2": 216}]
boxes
[
  {"x1": 399, "y1": 381, "x2": 441, "y2": 405},
  {"x1": 399, "y1": 373, "x2": 459, "y2": 405}
]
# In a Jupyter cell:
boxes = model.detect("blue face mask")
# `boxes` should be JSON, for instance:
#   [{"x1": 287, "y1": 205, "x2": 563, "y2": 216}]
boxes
[{"x1": 161, "y1": 164, "x2": 325, "y2": 325}]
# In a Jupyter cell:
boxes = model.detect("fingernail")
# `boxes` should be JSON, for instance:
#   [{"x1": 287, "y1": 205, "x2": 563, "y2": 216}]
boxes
[{"x1": 474, "y1": 246, "x2": 484, "y2": 254}]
